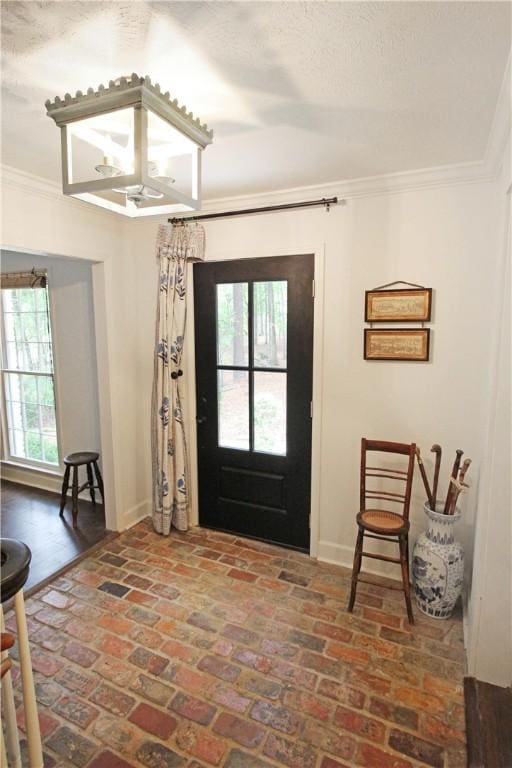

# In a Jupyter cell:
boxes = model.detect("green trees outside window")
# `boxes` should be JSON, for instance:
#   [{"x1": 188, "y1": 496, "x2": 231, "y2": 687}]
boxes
[
  {"x1": 216, "y1": 281, "x2": 287, "y2": 455},
  {"x1": 1, "y1": 286, "x2": 59, "y2": 465}
]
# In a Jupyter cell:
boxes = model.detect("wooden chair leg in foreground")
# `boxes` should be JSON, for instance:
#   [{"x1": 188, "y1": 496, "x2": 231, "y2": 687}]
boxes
[
  {"x1": 1, "y1": 634, "x2": 15, "y2": 768},
  {"x1": 1, "y1": 613, "x2": 23, "y2": 768}
]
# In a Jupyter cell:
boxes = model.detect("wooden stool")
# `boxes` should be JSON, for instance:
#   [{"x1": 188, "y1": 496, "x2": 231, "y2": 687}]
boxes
[
  {"x1": 59, "y1": 451, "x2": 104, "y2": 528},
  {"x1": 1, "y1": 538, "x2": 43, "y2": 768}
]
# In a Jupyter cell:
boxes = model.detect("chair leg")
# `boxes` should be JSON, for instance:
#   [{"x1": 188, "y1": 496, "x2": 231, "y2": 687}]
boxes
[
  {"x1": 71, "y1": 466, "x2": 79, "y2": 529},
  {"x1": 348, "y1": 528, "x2": 364, "y2": 613},
  {"x1": 86, "y1": 462, "x2": 96, "y2": 505},
  {"x1": 93, "y1": 461, "x2": 104, "y2": 504},
  {"x1": 59, "y1": 465, "x2": 70, "y2": 517},
  {"x1": 399, "y1": 534, "x2": 414, "y2": 624}
]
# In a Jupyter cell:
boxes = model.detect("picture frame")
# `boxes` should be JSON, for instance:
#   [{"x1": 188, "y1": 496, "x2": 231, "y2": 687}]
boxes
[
  {"x1": 364, "y1": 328, "x2": 430, "y2": 361},
  {"x1": 365, "y1": 288, "x2": 432, "y2": 323}
]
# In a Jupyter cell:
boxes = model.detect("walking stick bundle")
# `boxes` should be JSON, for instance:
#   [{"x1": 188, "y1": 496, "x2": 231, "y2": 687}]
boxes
[{"x1": 416, "y1": 445, "x2": 471, "y2": 516}]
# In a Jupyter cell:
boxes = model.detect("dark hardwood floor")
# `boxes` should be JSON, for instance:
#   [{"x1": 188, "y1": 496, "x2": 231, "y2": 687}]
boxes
[
  {"x1": 1, "y1": 478, "x2": 109, "y2": 592},
  {"x1": 465, "y1": 677, "x2": 512, "y2": 767}
]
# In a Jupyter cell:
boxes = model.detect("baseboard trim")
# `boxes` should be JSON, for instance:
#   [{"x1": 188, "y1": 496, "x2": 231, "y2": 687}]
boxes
[
  {"x1": 122, "y1": 500, "x2": 151, "y2": 530},
  {"x1": 317, "y1": 539, "x2": 403, "y2": 580},
  {"x1": 1, "y1": 463, "x2": 91, "y2": 501}
]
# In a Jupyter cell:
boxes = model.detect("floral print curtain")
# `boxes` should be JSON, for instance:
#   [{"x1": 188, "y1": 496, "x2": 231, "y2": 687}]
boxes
[{"x1": 152, "y1": 223, "x2": 205, "y2": 534}]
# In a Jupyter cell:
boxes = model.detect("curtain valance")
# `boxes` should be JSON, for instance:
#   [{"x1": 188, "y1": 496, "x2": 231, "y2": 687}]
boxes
[{"x1": 1, "y1": 270, "x2": 47, "y2": 289}]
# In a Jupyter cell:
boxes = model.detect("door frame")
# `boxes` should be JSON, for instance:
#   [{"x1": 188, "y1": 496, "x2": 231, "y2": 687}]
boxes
[{"x1": 184, "y1": 243, "x2": 325, "y2": 558}]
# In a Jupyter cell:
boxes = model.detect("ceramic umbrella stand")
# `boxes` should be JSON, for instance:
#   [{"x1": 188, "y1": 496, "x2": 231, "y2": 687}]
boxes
[{"x1": 412, "y1": 502, "x2": 465, "y2": 619}]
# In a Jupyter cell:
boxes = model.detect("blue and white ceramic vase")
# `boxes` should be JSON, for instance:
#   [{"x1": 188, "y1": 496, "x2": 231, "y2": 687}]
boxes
[{"x1": 412, "y1": 502, "x2": 464, "y2": 619}]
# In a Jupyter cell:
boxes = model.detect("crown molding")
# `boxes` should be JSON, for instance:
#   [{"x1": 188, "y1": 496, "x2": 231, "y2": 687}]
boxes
[
  {"x1": 0, "y1": 164, "x2": 122, "y2": 223},
  {"x1": 203, "y1": 159, "x2": 494, "y2": 213},
  {"x1": 2, "y1": 164, "x2": 63, "y2": 197},
  {"x1": 0, "y1": 158, "x2": 497, "y2": 225}
]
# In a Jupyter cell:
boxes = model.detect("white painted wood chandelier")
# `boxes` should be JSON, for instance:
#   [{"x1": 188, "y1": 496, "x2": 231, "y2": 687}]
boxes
[{"x1": 46, "y1": 74, "x2": 213, "y2": 217}]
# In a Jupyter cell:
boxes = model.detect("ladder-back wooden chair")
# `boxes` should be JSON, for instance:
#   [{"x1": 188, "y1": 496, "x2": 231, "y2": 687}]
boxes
[{"x1": 347, "y1": 438, "x2": 416, "y2": 623}]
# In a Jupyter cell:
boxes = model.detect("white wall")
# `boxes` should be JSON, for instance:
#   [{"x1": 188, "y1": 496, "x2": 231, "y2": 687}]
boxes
[
  {"x1": 465, "y1": 138, "x2": 511, "y2": 687},
  {"x1": 130, "y1": 179, "x2": 501, "y2": 581},
  {"x1": 1, "y1": 250, "x2": 101, "y2": 485}
]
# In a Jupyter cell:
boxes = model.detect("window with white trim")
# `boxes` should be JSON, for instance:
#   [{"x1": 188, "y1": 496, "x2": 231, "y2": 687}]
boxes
[{"x1": 1, "y1": 272, "x2": 60, "y2": 467}]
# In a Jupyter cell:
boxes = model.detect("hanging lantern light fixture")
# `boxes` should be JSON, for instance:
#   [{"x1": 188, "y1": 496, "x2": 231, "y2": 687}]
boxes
[{"x1": 45, "y1": 74, "x2": 213, "y2": 217}]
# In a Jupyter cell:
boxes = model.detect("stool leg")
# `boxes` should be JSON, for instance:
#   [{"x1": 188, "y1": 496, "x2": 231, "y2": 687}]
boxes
[
  {"x1": 1, "y1": 608, "x2": 22, "y2": 768},
  {"x1": 348, "y1": 527, "x2": 364, "y2": 613},
  {"x1": 93, "y1": 460, "x2": 104, "y2": 504},
  {"x1": 14, "y1": 591, "x2": 43, "y2": 768},
  {"x1": 59, "y1": 465, "x2": 70, "y2": 517},
  {"x1": 86, "y1": 462, "x2": 96, "y2": 505},
  {"x1": 1, "y1": 723, "x2": 9, "y2": 768},
  {"x1": 399, "y1": 534, "x2": 414, "y2": 625},
  {"x1": 71, "y1": 465, "x2": 79, "y2": 528}
]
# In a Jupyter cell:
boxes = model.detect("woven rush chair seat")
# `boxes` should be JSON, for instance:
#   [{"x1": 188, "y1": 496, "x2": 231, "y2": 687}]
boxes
[
  {"x1": 357, "y1": 509, "x2": 408, "y2": 532},
  {"x1": 348, "y1": 438, "x2": 417, "y2": 624}
]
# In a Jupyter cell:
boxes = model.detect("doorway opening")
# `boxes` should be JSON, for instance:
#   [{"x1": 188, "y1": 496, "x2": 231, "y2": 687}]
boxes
[{"x1": 0, "y1": 250, "x2": 109, "y2": 591}]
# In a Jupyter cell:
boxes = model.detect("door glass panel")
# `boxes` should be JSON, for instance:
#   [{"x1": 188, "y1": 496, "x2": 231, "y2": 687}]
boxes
[
  {"x1": 254, "y1": 371, "x2": 286, "y2": 455},
  {"x1": 218, "y1": 369, "x2": 249, "y2": 450},
  {"x1": 253, "y1": 281, "x2": 287, "y2": 368},
  {"x1": 216, "y1": 283, "x2": 248, "y2": 366}
]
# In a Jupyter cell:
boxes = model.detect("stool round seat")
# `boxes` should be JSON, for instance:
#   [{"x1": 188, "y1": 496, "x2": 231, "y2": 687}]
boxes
[
  {"x1": 0, "y1": 539, "x2": 31, "y2": 603},
  {"x1": 64, "y1": 451, "x2": 99, "y2": 466}
]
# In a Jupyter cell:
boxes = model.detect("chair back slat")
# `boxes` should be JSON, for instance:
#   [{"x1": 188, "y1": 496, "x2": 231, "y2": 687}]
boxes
[
  {"x1": 360, "y1": 438, "x2": 416, "y2": 522},
  {"x1": 367, "y1": 470, "x2": 408, "y2": 481},
  {"x1": 366, "y1": 491, "x2": 406, "y2": 502}
]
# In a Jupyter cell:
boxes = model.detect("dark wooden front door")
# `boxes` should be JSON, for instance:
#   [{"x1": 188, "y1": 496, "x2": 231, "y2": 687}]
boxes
[{"x1": 193, "y1": 254, "x2": 314, "y2": 551}]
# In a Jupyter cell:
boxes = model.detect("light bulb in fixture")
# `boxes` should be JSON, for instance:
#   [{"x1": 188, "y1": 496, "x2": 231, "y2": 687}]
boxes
[
  {"x1": 94, "y1": 155, "x2": 123, "y2": 177},
  {"x1": 154, "y1": 175, "x2": 175, "y2": 186},
  {"x1": 112, "y1": 159, "x2": 175, "y2": 206},
  {"x1": 148, "y1": 161, "x2": 175, "y2": 187}
]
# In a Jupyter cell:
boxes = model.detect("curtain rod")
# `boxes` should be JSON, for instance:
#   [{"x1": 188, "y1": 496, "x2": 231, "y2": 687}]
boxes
[{"x1": 168, "y1": 196, "x2": 340, "y2": 224}]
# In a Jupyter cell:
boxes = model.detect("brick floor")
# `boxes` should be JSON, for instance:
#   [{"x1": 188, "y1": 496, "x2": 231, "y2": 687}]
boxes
[{"x1": 6, "y1": 520, "x2": 466, "y2": 767}]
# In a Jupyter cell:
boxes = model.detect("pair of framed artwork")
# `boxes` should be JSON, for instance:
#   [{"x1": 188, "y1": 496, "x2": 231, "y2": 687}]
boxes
[{"x1": 364, "y1": 287, "x2": 432, "y2": 361}]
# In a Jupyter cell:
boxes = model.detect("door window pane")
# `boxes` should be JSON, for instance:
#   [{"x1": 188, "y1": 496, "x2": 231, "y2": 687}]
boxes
[
  {"x1": 216, "y1": 283, "x2": 248, "y2": 366},
  {"x1": 253, "y1": 281, "x2": 287, "y2": 368},
  {"x1": 254, "y1": 371, "x2": 286, "y2": 455},
  {"x1": 218, "y1": 369, "x2": 249, "y2": 450}
]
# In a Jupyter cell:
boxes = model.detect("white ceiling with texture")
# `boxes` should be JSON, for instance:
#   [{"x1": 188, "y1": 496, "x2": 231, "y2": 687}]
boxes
[{"x1": 1, "y1": 1, "x2": 510, "y2": 199}]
